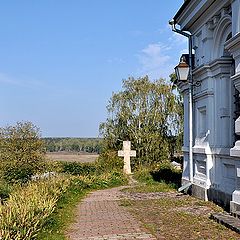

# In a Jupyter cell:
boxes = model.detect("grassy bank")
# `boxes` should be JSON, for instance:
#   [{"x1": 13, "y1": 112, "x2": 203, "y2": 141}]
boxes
[
  {"x1": 122, "y1": 167, "x2": 239, "y2": 240},
  {"x1": 0, "y1": 156, "x2": 127, "y2": 240},
  {"x1": 37, "y1": 171, "x2": 127, "y2": 240},
  {"x1": 125, "y1": 164, "x2": 181, "y2": 193},
  {"x1": 0, "y1": 176, "x2": 71, "y2": 239}
]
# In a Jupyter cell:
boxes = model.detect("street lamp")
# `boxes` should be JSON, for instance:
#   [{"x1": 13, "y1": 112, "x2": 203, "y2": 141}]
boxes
[
  {"x1": 175, "y1": 55, "x2": 190, "y2": 82},
  {"x1": 174, "y1": 52, "x2": 194, "y2": 186},
  {"x1": 171, "y1": 22, "x2": 194, "y2": 188}
]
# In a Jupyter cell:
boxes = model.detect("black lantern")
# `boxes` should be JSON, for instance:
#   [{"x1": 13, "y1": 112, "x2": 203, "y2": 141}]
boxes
[{"x1": 175, "y1": 56, "x2": 190, "y2": 81}]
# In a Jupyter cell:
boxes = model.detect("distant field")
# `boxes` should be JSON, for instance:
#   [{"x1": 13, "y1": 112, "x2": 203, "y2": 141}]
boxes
[{"x1": 46, "y1": 152, "x2": 99, "y2": 163}]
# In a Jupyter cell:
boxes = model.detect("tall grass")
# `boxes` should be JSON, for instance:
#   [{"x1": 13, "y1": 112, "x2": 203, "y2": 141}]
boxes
[
  {"x1": 0, "y1": 171, "x2": 127, "y2": 240},
  {"x1": 0, "y1": 176, "x2": 70, "y2": 240},
  {"x1": 37, "y1": 171, "x2": 128, "y2": 239},
  {"x1": 0, "y1": 148, "x2": 128, "y2": 239}
]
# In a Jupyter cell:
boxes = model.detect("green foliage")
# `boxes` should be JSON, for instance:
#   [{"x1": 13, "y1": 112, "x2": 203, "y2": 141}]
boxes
[
  {"x1": 134, "y1": 162, "x2": 182, "y2": 188},
  {"x1": 58, "y1": 150, "x2": 124, "y2": 177},
  {"x1": 96, "y1": 150, "x2": 124, "y2": 172},
  {"x1": 123, "y1": 166, "x2": 177, "y2": 193},
  {"x1": 0, "y1": 163, "x2": 127, "y2": 240},
  {"x1": 58, "y1": 151, "x2": 124, "y2": 176},
  {"x1": 72, "y1": 171, "x2": 127, "y2": 189},
  {"x1": 0, "y1": 180, "x2": 11, "y2": 202},
  {"x1": 133, "y1": 167, "x2": 155, "y2": 183},
  {"x1": 169, "y1": 72, "x2": 184, "y2": 156},
  {"x1": 150, "y1": 163, "x2": 182, "y2": 187},
  {"x1": 0, "y1": 121, "x2": 46, "y2": 183},
  {"x1": 60, "y1": 162, "x2": 97, "y2": 176},
  {"x1": 43, "y1": 137, "x2": 103, "y2": 153},
  {"x1": 0, "y1": 121, "x2": 127, "y2": 239},
  {"x1": 57, "y1": 153, "x2": 126, "y2": 185},
  {"x1": 100, "y1": 76, "x2": 183, "y2": 168}
]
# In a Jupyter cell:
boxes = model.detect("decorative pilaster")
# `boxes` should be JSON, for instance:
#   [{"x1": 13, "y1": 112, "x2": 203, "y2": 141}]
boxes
[
  {"x1": 225, "y1": 33, "x2": 240, "y2": 157},
  {"x1": 225, "y1": 32, "x2": 240, "y2": 212},
  {"x1": 230, "y1": 75, "x2": 240, "y2": 156},
  {"x1": 205, "y1": 143, "x2": 213, "y2": 189},
  {"x1": 230, "y1": 166, "x2": 240, "y2": 212}
]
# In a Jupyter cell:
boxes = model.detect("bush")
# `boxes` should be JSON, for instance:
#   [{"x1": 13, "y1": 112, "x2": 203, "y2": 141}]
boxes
[
  {"x1": 0, "y1": 121, "x2": 46, "y2": 183},
  {"x1": 133, "y1": 167, "x2": 154, "y2": 183},
  {"x1": 133, "y1": 161, "x2": 182, "y2": 188},
  {"x1": 150, "y1": 162, "x2": 182, "y2": 187},
  {"x1": 60, "y1": 162, "x2": 96, "y2": 176},
  {"x1": 73, "y1": 171, "x2": 127, "y2": 189},
  {"x1": 96, "y1": 150, "x2": 124, "y2": 172}
]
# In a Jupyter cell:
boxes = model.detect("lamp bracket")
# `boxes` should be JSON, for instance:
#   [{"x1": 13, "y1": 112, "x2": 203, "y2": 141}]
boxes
[{"x1": 190, "y1": 81, "x2": 201, "y2": 87}]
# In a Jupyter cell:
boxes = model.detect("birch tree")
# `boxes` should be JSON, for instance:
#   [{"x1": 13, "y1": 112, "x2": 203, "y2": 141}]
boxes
[{"x1": 99, "y1": 76, "x2": 183, "y2": 168}]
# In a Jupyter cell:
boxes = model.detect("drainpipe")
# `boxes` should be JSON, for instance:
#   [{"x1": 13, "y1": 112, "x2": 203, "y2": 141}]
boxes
[{"x1": 169, "y1": 20, "x2": 194, "y2": 184}]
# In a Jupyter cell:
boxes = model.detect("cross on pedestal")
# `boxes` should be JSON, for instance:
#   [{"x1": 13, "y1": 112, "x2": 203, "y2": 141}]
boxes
[{"x1": 118, "y1": 141, "x2": 136, "y2": 174}]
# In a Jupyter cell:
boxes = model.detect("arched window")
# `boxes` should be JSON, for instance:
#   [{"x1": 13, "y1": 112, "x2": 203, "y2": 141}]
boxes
[
  {"x1": 223, "y1": 33, "x2": 232, "y2": 57},
  {"x1": 213, "y1": 15, "x2": 232, "y2": 58}
]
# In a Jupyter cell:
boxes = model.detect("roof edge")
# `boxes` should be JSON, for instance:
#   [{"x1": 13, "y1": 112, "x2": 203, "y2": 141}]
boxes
[{"x1": 173, "y1": 0, "x2": 191, "y2": 23}]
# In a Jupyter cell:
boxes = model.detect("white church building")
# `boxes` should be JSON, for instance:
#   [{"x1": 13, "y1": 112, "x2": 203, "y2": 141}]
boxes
[{"x1": 173, "y1": 0, "x2": 240, "y2": 212}]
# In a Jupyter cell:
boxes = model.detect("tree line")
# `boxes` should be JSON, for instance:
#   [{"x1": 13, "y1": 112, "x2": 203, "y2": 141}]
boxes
[{"x1": 43, "y1": 138, "x2": 103, "y2": 153}]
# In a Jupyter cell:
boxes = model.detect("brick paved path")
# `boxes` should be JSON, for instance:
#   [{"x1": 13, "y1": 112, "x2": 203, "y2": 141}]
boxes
[{"x1": 66, "y1": 186, "x2": 156, "y2": 240}]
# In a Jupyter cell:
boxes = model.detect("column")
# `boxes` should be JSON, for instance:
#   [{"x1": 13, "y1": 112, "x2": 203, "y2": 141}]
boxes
[
  {"x1": 225, "y1": 17, "x2": 240, "y2": 211},
  {"x1": 220, "y1": 76, "x2": 231, "y2": 147},
  {"x1": 232, "y1": 0, "x2": 240, "y2": 36},
  {"x1": 225, "y1": 34, "x2": 240, "y2": 156}
]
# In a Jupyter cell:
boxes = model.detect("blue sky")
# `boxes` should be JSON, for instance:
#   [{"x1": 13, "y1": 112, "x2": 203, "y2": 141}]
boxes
[{"x1": 0, "y1": 0, "x2": 186, "y2": 137}]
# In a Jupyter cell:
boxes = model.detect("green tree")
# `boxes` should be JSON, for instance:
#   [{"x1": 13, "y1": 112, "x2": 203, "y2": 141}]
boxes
[
  {"x1": 100, "y1": 76, "x2": 183, "y2": 168},
  {"x1": 169, "y1": 72, "x2": 184, "y2": 157},
  {"x1": 0, "y1": 121, "x2": 46, "y2": 183}
]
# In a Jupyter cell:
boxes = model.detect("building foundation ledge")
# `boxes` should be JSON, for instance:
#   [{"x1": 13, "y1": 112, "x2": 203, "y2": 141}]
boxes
[
  {"x1": 230, "y1": 141, "x2": 240, "y2": 157},
  {"x1": 230, "y1": 201, "x2": 240, "y2": 213},
  {"x1": 230, "y1": 190, "x2": 240, "y2": 213}
]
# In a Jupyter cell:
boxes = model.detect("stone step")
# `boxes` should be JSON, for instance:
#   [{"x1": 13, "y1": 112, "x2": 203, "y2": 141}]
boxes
[
  {"x1": 178, "y1": 182, "x2": 192, "y2": 192},
  {"x1": 210, "y1": 212, "x2": 240, "y2": 234},
  {"x1": 231, "y1": 211, "x2": 240, "y2": 220}
]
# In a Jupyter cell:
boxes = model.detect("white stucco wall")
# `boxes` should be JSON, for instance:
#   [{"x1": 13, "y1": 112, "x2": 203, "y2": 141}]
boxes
[{"x1": 174, "y1": 0, "x2": 240, "y2": 209}]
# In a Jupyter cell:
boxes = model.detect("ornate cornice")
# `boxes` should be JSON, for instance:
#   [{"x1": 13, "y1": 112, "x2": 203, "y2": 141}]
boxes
[
  {"x1": 207, "y1": 6, "x2": 231, "y2": 30},
  {"x1": 192, "y1": 57, "x2": 232, "y2": 80}
]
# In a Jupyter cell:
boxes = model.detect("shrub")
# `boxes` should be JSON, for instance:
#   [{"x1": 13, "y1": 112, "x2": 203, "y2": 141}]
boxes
[
  {"x1": 133, "y1": 167, "x2": 154, "y2": 183},
  {"x1": 133, "y1": 161, "x2": 182, "y2": 188},
  {"x1": 150, "y1": 162, "x2": 182, "y2": 187},
  {"x1": 96, "y1": 150, "x2": 124, "y2": 172},
  {"x1": 60, "y1": 162, "x2": 97, "y2": 175},
  {"x1": 0, "y1": 121, "x2": 46, "y2": 183},
  {"x1": 73, "y1": 171, "x2": 127, "y2": 189}
]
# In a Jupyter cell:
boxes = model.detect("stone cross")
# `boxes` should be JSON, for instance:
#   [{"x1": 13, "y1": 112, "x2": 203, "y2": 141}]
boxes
[{"x1": 118, "y1": 141, "x2": 136, "y2": 174}]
